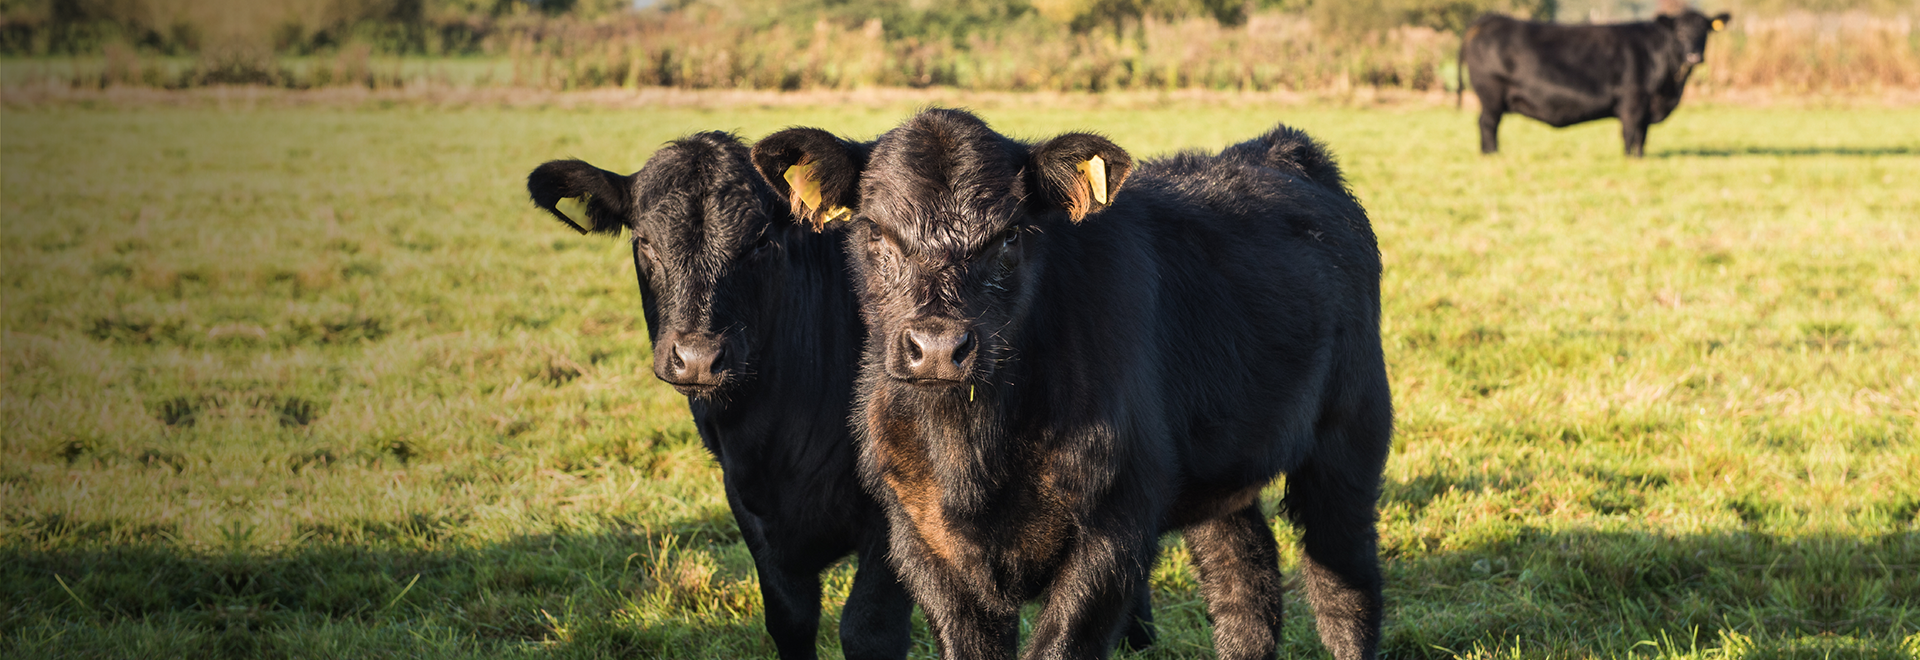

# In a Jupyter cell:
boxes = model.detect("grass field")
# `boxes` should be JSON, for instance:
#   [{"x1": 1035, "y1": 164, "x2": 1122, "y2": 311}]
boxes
[{"x1": 2, "y1": 98, "x2": 1917, "y2": 659}]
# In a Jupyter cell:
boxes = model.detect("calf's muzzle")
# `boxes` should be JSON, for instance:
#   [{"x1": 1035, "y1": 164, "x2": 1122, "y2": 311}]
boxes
[
  {"x1": 894, "y1": 317, "x2": 975, "y2": 384},
  {"x1": 655, "y1": 331, "x2": 727, "y2": 392}
]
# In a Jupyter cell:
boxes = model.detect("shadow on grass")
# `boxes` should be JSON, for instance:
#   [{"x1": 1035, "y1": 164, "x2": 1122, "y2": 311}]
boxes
[
  {"x1": 1378, "y1": 528, "x2": 1919, "y2": 659},
  {"x1": 2, "y1": 514, "x2": 1915, "y2": 659},
  {"x1": 1657, "y1": 146, "x2": 1917, "y2": 157},
  {"x1": 0, "y1": 511, "x2": 767, "y2": 659}
]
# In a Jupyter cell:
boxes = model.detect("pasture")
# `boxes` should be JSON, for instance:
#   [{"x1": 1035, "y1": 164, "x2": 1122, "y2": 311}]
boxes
[{"x1": 1, "y1": 98, "x2": 1916, "y2": 658}]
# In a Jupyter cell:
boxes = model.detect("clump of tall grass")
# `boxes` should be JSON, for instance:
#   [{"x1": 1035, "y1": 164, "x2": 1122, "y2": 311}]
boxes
[
  {"x1": 495, "y1": 8, "x2": 1920, "y2": 93},
  {"x1": 1704, "y1": 11, "x2": 1919, "y2": 93},
  {"x1": 502, "y1": 11, "x2": 1453, "y2": 92}
]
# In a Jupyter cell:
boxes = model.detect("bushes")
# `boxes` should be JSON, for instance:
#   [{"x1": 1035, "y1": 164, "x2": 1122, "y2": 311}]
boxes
[{"x1": 3, "y1": 0, "x2": 1918, "y2": 93}]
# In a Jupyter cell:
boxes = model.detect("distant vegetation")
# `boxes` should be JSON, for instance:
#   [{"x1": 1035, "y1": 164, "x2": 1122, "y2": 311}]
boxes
[
  {"x1": 2, "y1": 0, "x2": 1914, "y2": 92},
  {"x1": 2, "y1": 0, "x2": 1552, "y2": 56}
]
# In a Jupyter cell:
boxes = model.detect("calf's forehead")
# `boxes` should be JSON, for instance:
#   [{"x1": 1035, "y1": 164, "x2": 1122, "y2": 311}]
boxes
[
  {"x1": 632, "y1": 140, "x2": 767, "y2": 267},
  {"x1": 1672, "y1": 11, "x2": 1712, "y2": 33},
  {"x1": 864, "y1": 112, "x2": 1027, "y2": 252}
]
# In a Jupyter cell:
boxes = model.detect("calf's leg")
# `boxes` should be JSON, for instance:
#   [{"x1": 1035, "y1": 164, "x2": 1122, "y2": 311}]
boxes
[
  {"x1": 891, "y1": 534, "x2": 1019, "y2": 660},
  {"x1": 918, "y1": 590, "x2": 1017, "y2": 660},
  {"x1": 839, "y1": 538, "x2": 915, "y2": 660},
  {"x1": 1022, "y1": 532, "x2": 1157, "y2": 660},
  {"x1": 1118, "y1": 582, "x2": 1156, "y2": 652},
  {"x1": 729, "y1": 491, "x2": 827, "y2": 660},
  {"x1": 1184, "y1": 503, "x2": 1286, "y2": 660},
  {"x1": 754, "y1": 556, "x2": 826, "y2": 660},
  {"x1": 1282, "y1": 424, "x2": 1390, "y2": 660}
]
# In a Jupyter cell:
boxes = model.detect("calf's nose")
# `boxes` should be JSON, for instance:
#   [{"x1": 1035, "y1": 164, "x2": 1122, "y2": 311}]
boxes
[
  {"x1": 657, "y1": 333, "x2": 726, "y2": 388},
  {"x1": 899, "y1": 320, "x2": 974, "y2": 383}
]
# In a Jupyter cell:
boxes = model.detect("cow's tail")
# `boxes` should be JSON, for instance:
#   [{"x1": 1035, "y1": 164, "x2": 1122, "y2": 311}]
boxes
[
  {"x1": 1456, "y1": 20, "x2": 1481, "y2": 110},
  {"x1": 1233, "y1": 124, "x2": 1355, "y2": 203}
]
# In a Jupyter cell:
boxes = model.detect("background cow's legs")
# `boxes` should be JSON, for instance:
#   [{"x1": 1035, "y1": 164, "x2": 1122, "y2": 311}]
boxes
[
  {"x1": 1474, "y1": 82, "x2": 1507, "y2": 154},
  {"x1": 1184, "y1": 503, "x2": 1285, "y2": 660},
  {"x1": 1282, "y1": 420, "x2": 1390, "y2": 660},
  {"x1": 1618, "y1": 95, "x2": 1651, "y2": 157},
  {"x1": 838, "y1": 538, "x2": 915, "y2": 660},
  {"x1": 1023, "y1": 535, "x2": 1155, "y2": 660}
]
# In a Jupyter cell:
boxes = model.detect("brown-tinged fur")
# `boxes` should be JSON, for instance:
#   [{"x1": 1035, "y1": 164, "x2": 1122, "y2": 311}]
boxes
[
  {"x1": 871, "y1": 404, "x2": 968, "y2": 569},
  {"x1": 756, "y1": 110, "x2": 1391, "y2": 660}
]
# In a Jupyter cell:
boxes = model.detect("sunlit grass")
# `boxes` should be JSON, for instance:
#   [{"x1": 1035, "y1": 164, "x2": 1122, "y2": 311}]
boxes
[{"x1": 2, "y1": 101, "x2": 1916, "y2": 658}]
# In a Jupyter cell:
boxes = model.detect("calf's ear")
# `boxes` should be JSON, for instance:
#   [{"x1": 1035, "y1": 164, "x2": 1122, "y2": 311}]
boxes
[
  {"x1": 527, "y1": 160, "x2": 634, "y2": 235},
  {"x1": 752, "y1": 128, "x2": 864, "y2": 230},
  {"x1": 1030, "y1": 133, "x2": 1133, "y2": 223},
  {"x1": 1711, "y1": 13, "x2": 1730, "y2": 30}
]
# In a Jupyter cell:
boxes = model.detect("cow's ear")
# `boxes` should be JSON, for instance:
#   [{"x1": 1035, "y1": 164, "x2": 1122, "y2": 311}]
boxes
[
  {"x1": 753, "y1": 128, "x2": 864, "y2": 231},
  {"x1": 1029, "y1": 133, "x2": 1133, "y2": 223},
  {"x1": 1711, "y1": 13, "x2": 1730, "y2": 31},
  {"x1": 1655, "y1": 14, "x2": 1675, "y2": 29},
  {"x1": 527, "y1": 159, "x2": 634, "y2": 235}
]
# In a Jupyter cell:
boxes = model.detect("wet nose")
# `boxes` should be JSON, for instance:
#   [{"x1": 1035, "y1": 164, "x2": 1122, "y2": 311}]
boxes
[
  {"x1": 898, "y1": 319, "x2": 974, "y2": 382},
  {"x1": 657, "y1": 333, "x2": 725, "y2": 388}
]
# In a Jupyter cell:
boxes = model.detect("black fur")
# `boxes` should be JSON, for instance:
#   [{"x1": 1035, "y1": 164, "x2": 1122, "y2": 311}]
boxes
[
  {"x1": 525, "y1": 132, "x2": 912, "y2": 660},
  {"x1": 759, "y1": 109, "x2": 1393, "y2": 660},
  {"x1": 1459, "y1": 9, "x2": 1731, "y2": 157}
]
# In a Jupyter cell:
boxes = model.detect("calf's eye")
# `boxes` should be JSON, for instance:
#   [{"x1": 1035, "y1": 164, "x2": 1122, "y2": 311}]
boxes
[{"x1": 633, "y1": 234, "x2": 659, "y2": 262}]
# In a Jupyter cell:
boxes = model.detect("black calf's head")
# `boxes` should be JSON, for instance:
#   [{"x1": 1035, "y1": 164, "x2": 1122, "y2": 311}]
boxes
[
  {"x1": 527, "y1": 132, "x2": 795, "y2": 398},
  {"x1": 1659, "y1": 9, "x2": 1731, "y2": 64},
  {"x1": 757, "y1": 109, "x2": 1131, "y2": 391}
]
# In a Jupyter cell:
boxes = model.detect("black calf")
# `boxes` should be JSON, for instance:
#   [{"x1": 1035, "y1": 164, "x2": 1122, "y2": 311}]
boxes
[
  {"x1": 756, "y1": 110, "x2": 1393, "y2": 660},
  {"x1": 526, "y1": 131, "x2": 911, "y2": 660}
]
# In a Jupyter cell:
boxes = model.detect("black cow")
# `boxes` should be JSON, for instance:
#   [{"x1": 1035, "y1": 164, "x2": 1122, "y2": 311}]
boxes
[
  {"x1": 1458, "y1": 9, "x2": 1731, "y2": 156},
  {"x1": 754, "y1": 110, "x2": 1393, "y2": 660},
  {"x1": 525, "y1": 132, "x2": 913, "y2": 660}
]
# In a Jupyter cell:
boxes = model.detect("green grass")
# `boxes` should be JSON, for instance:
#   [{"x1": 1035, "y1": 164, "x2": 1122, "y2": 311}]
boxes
[{"x1": 2, "y1": 100, "x2": 1917, "y2": 659}]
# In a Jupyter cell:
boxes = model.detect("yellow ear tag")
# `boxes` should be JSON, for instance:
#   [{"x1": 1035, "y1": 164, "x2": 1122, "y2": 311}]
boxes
[
  {"x1": 784, "y1": 162, "x2": 823, "y2": 211},
  {"x1": 557, "y1": 193, "x2": 591, "y2": 226},
  {"x1": 1077, "y1": 155, "x2": 1108, "y2": 205},
  {"x1": 823, "y1": 206, "x2": 852, "y2": 223},
  {"x1": 1711, "y1": 19, "x2": 1724, "y2": 30}
]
